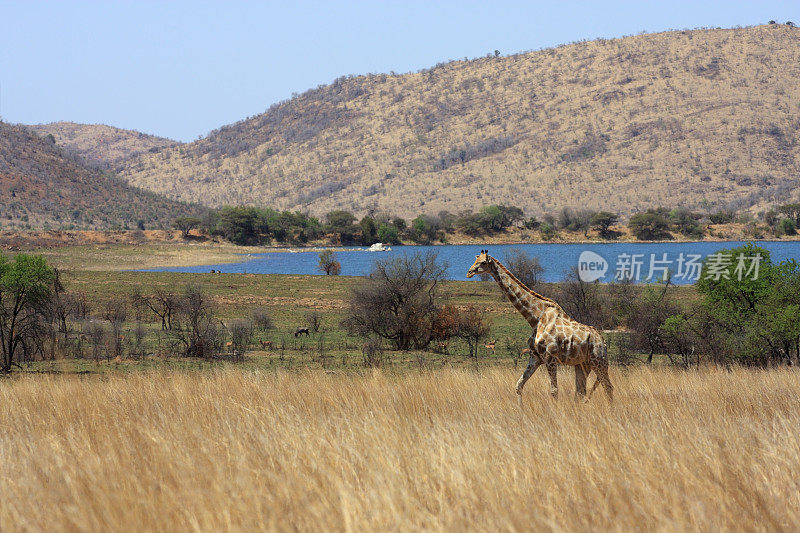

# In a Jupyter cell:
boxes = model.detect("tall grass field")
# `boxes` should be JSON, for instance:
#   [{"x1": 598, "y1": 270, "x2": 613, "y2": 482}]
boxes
[{"x1": 2, "y1": 366, "x2": 798, "y2": 531}]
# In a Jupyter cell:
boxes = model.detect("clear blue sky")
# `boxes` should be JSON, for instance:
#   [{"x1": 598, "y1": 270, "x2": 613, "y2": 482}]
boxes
[{"x1": 1, "y1": 0, "x2": 797, "y2": 142}]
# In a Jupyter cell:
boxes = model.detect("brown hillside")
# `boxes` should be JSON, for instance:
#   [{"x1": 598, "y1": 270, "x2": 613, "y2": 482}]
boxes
[
  {"x1": 0, "y1": 122, "x2": 204, "y2": 230},
  {"x1": 28, "y1": 122, "x2": 179, "y2": 170},
  {"x1": 118, "y1": 24, "x2": 800, "y2": 218}
]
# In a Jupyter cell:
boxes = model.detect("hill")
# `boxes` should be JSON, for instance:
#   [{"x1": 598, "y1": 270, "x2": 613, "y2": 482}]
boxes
[
  {"x1": 27, "y1": 122, "x2": 179, "y2": 170},
  {"x1": 0, "y1": 122, "x2": 204, "y2": 230},
  {"x1": 112, "y1": 24, "x2": 800, "y2": 218}
]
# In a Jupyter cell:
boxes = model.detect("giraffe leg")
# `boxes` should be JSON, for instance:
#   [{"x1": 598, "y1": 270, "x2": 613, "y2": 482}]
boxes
[
  {"x1": 589, "y1": 342, "x2": 613, "y2": 402},
  {"x1": 546, "y1": 358, "x2": 558, "y2": 399},
  {"x1": 586, "y1": 375, "x2": 601, "y2": 400},
  {"x1": 574, "y1": 364, "x2": 587, "y2": 399},
  {"x1": 516, "y1": 355, "x2": 542, "y2": 395},
  {"x1": 595, "y1": 364, "x2": 614, "y2": 402}
]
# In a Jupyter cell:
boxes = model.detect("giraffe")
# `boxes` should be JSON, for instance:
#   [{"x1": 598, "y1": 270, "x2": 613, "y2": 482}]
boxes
[{"x1": 467, "y1": 250, "x2": 613, "y2": 401}]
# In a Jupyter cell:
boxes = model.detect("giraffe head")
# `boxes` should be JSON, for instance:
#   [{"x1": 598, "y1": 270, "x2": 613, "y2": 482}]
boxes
[{"x1": 467, "y1": 249, "x2": 492, "y2": 278}]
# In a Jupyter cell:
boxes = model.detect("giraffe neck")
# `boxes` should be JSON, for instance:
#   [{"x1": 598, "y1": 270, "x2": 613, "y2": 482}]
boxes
[{"x1": 489, "y1": 258, "x2": 554, "y2": 328}]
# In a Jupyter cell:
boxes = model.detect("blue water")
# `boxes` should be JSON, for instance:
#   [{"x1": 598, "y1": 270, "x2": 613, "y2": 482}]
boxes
[{"x1": 140, "y1": 241, "x2": 800, "y2": 284}]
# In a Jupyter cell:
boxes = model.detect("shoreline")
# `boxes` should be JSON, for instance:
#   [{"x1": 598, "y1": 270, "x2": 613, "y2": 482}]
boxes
[
  {"x1": 3, "y1": 229, "x2": 799, "y2": 272},
  {"x1": 4, "y1": 229, "x2": 799, "y2": 251},
  {"x1": 3, "y1": 235, "x2": 797, "y2": 274},
  {"x1": 259, "y1": 235, "x2": 800, "y2": 251}
]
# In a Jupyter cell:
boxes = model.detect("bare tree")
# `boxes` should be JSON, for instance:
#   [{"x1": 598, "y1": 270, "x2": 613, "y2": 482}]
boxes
[
  {"x1": 228, "y1": 319, "x2": 253, "y2": 360},
  {"x1": 47, "y1": 268, "x2": 76, "y2": 340},
  {"x1": 554, "y1": 266, "x2": 609, "y2": 329},
  {"x1": 134, "y1": 289, "x2": 177, "y2": 331},
  {"x1": 341, "y1": 252, "x2": 447, "y2": 350},
  {"x1": 170, "y1": 285, "x2": 219, "y2": 358},
  {"x1": 318, "y1": 250, "x2": 342, "y2": 275},
  {"x1": 626, "y1": 278, "x2": 679, "y2": 364},
  {"x1": 132, "y1": 321, "x2": 147, "y2": 359},
  {"x1": 454, "y1": 305, "x2": 491, "y2": 358},
  {"x1": 362, "y1": 338, "x2": 385, "y2": 368},
  {"x1": 305, "y1": 310, "x2": 322, "y2": 333},
  {"x1": 251, "y1": 306, "x2": 275, "y2": 332},
  {"x1": 503, "y1": 248, "x2": 544, "y2": 288},
  {"x1": 103, "y1": 299, "x2": 127, "y2": 358},
  {"x1": 70, "y1": 291, "x2": 91, "y2": 321},
  {"x1": 85, "y1": 320, "x2": 106, "y2": 363}
]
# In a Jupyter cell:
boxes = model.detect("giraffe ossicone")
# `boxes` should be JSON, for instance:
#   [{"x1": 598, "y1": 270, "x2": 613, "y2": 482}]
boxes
[{"x1": 467, "y1": 250, "x2": 613, "y2": 401}]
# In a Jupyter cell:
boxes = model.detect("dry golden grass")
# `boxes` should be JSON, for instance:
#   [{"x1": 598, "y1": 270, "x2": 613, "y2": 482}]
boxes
[
  {"x1": 2, "y1": 366, "x2": 799, "y2": 531},
  {"x1": 117, "y1": 25, "x2": 800, "y2": 218}
]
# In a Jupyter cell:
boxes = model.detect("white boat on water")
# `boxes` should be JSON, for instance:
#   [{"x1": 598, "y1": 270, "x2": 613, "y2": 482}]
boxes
[{"x1": 368, "y1": 242, "x2": 391, "y2": 252}]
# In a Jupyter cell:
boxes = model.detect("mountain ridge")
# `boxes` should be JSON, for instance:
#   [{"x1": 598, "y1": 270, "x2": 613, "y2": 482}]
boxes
[
  {"x1": 0, "y1": 122, "x2": 203, "y2": 230},
  {"x1": 27, "y1": 121, "x2": 180, "y2": 171},
  {"x1": 35, "y1": 24, "x2": 800, "y2": 219}
]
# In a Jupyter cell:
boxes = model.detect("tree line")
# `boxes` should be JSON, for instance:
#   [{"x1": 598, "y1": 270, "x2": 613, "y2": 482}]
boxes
[
  {"x1": 173, "y1": 204, "x2": 530, "y2": 246},
  {"x1": 173, "y1": 202, "x2": 800, "y2": 247}
]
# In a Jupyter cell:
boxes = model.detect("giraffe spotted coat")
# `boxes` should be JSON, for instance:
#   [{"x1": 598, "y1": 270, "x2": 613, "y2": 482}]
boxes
[{"x1": 467, "y1": 250, "x2": 613, "y2": 401}]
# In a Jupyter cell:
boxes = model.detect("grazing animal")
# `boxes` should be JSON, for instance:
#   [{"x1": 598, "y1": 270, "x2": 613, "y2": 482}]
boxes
[
  {"x1": 294, "y1": 327, "x2": 310, "y2": 337},
  {"x1": 484, "y1": 339, "x2": 497, "y2": 352},
  {"x1": 259, "y1": 340, "x2": 273, "y2": 349},
  {"x1": 467, "y1": 250, "x2": 613, "y2": 401}
]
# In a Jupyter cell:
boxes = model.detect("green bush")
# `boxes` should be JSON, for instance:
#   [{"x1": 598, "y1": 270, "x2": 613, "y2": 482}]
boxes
[
  {"x1": 695, "y1": 244, "x2": 800, "y2": 365},
  {"x1": 0, "y1": 253, "x2": 55, "y2": 372},
  {"x1": 628, "y1": 211, "x2": 672, "y2": 240},
  {"x1": 589, "y1": 211, "x2": 619, "y2": 238},
  {"x1": 209, "y1": 206, "x2": 321, "y2": 245},
  {"x1": 709, "y1": 211, "x2": 734, "y2": 224},
  {"x1": 669, "y1": 208, "x2": 704, "y2": 237},
  {"x1": 359, "y1": 216, "x2": 378, "y2": 245},
  {"x1": 377, "y1": 223, "x2": 401, "y2": 245},
  {"x1": 409, "y1": 215, "x2": 440, "y2": 244},
  {"x1": 523, "y1": 216, "x2": 540, "y2": 230},
  {"x1": 539, "y1": 223, "x2": 557, "y2": 240},
  {"x1": 778, "y1": 217, "x2": 797, "y2": 236},
  {"x1": 325, "y1": 210, "x2": 359, "y2": 245}
]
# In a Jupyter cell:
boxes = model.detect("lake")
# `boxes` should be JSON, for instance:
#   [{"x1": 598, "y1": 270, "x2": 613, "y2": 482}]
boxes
[{"x1": 140, "y1": 241, "x2": 800, "y2": 284}]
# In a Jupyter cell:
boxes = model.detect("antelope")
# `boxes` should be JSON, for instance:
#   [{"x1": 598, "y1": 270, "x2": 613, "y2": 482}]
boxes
[
  {"x1": 484, "y1": 339, "x2": 497, "y2": 352},
  {"x1": 259, "y1": 340, "x2": 273, "y2": 349}
]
